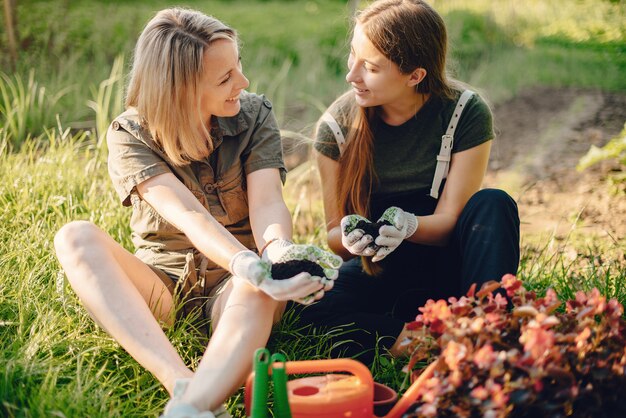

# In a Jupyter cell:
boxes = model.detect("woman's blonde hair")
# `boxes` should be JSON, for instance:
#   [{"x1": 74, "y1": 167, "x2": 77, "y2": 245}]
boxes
[
  {"x1": 335, "y1": 0, "x2": 457, "y2": 274},
  {"x1": 126, "y1": 8, "x2": 236, "y2": 165}
]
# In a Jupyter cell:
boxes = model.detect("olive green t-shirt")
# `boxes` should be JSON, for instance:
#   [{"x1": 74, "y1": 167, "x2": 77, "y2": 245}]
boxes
[{"x1": 314, "y1": 90, "x2": 494, "y2": 196}]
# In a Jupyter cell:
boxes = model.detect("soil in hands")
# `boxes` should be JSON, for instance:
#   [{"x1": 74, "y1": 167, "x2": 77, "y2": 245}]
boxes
[
  {"x1": 355, "y1": 219, "x2": 392, "y2": 239},
  {"x1": 271, "y1": 260, "x2": 325, "y2": 280}
]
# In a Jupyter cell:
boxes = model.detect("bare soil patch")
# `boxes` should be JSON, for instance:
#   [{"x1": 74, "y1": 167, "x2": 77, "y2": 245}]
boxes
[{"x1": 486, "y1": 87, "x2": 626, "y2": 249}]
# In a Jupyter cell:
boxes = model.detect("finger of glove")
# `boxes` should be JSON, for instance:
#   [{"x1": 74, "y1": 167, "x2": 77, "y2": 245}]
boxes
[
  {"x1": 320, "y1": 277, "x2": 335, "y2": 292},
  {"x1": 315, "y1": 276, "x2": 333, "y2": 291},
  {"x1": 362, "y1": 245, "x2": 377, "y2": 257},
  {"x1": 343, "y1": 229, "x2": 365, "y2": 246},
  {"x1": 295, "y1": 294, "x2": 316, "y2": 305},
  {"x1": 349, "y1": 235, "x2": 374, "y2": 254},
  {"x1": 312, "y1": 289, "x2": 325, "y2": 301},
  {"x1": 297, "y1": 288, "x2": 326, "y2": 305},
  {"x1": 378, "y1": 224, "x2": 405, "y2": 239},
  {"x1": 375, "y1": 235, "x2": 403, "y2": 248},
  {"x1": 283, "y1": 281, "x2": 323, "y2": 301},
  {"x1": 322, "y1": 267, "x2": 339, "y2": 280},
  {"x1": 261, "y1": 273, "x2": 322, "y2": 300},
  {"x1": 372, "y1": 246, "x2": 394, "y2": 263}
]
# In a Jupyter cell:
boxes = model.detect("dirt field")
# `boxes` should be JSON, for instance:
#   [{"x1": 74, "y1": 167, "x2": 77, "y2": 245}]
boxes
[{"x1": 487, "y1": 87, "x2": 625, "y2": 251}]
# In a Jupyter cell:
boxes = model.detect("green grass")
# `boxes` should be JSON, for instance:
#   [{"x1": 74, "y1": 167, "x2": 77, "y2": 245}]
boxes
[
  {"x1": 1, "y1": 0, "x2": 625, "y2": 416},
  {"x1": 1, "y1": 132, "x2": 624, "y2": 417},
  {"x1": 1, "y1": 0, "x2": 351, "y2": 140},
  {"x1": 2, "y1": 0, "x2": 624, "y2": 143}
]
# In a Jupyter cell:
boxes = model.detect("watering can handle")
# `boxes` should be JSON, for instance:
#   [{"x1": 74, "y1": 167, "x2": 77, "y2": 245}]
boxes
[
  {"x1": 246, "y1": 358, "x2": 374, "y2": 387},
  {"x1": 251, "y1": 348, "x2": 270, "y2": 418},
  {"x1": 283, "y1": 358, "x2": 373, "y2": 386},
  {"x1": 383, "y1": 358, "x2": 442, "y2": 418},
  {"x1": 271, "y1": 353, "x2": 292, "y2": 418}
]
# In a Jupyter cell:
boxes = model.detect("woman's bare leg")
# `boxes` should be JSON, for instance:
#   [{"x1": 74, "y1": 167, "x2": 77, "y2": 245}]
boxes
[
  {"x1": 54, "y1": 220, "x2": 193, "y2": 394},
  {"x1": 179, "y1": 276, "x2": 285, "y2": 411}
]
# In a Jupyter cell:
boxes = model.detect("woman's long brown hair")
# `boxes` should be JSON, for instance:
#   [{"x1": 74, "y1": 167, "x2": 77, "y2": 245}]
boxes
[{"x1": 336, "y1": 0, "x2": 457, "y2": 274}]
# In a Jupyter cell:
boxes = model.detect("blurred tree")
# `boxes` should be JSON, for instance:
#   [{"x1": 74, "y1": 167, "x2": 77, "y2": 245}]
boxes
[
  {"x1": 349, "y1": 0, "x2": 359, "y2": 18},
  {"x1": 3, "y1": 0, "x2": 18, "y2": 70}
]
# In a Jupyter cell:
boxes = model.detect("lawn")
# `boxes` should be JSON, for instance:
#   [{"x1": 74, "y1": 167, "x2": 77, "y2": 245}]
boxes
[{"x1": 1, "y1": 0, "x2": 625, "y2": 416}]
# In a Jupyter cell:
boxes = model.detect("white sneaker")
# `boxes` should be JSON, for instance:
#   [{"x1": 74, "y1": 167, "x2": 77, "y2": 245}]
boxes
[
  {"x1": 161, "y1": 403, "x2": 215, "y2": 418},
  {"x1": 161, "y1": 378, "x2": 231, "y2": 418},
  {"x1": 212, "y1": 405, "x2": 231, "y2": 418}
]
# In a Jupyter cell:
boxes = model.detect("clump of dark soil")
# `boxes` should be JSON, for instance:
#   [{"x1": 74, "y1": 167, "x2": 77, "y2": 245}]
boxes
[
  {"x1": 355, "y1": 219, "x2": 392, "y2": 239},
  {"x1": 271, "y1": 259, "x2": 325, "y2": 280}
]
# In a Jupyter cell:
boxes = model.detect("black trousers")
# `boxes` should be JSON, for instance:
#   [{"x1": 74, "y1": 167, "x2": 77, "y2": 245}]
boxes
[{"x1": 291, "y1": 188, "x2": 520, "y2": 365}]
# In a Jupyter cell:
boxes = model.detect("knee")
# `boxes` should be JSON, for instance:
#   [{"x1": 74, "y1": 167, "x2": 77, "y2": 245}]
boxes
[
  {"x1": 465, "y1": 189, "x2": 519, "y2": 221},
  {"x1": 232, "y1": 281, "x2": 283, "y2": 319},
  {"x1": 470, "y1": 188, "x2": 516, "y2": 208},
  {"x1": 253, "y1": 292, "x2": 286, "y2": 323},
  {"x1": 54, "y1": 221, "x2": 101, "y2": 262}
]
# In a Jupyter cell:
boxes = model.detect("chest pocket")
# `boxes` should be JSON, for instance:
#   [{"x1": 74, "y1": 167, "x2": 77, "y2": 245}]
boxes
[{"x1": 200, "y1": 163, "x2": 249, "y2": 226}]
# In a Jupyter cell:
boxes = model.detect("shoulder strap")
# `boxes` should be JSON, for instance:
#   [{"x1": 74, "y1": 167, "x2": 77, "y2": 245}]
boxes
[
  {"x1": 430, "y1": 89, "x2": 475, "y2": 199},
  {"x1": 320, "y1": 112, "x2": 346, "y2": 154}
]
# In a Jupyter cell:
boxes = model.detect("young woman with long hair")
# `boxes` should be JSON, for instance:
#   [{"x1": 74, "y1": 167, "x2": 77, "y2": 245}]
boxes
[
  {"x1": 296, "y1": 0, "x2": 520, "y2": 364},
  {"x1": 54, "y1": 8, "x2": 341, "y2": 417}
]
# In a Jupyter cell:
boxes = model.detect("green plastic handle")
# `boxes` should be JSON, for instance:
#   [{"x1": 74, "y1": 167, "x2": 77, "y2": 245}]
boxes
[
  {"x1": 251, "y1": 348, "x2": 270, "y2": 418},
  {"x1": 271, "y1": 353, "x2": 292, "y2": 418}
]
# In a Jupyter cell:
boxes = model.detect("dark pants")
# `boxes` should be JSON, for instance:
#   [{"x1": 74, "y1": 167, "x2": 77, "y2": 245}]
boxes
[{"x1": 291, "y1": 189, "x2": 520, "y2": 365}]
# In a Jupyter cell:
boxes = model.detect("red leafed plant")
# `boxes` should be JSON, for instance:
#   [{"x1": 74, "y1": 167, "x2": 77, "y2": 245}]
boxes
[{"x1": 402, "y1": 275, "x2": 626, "y2": 418}]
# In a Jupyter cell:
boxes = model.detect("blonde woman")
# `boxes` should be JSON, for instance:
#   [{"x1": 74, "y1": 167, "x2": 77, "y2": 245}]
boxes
[
  {"x1": 295, "y1": 0, "x2": 520, "y2": 364},
  {"x1": 54, "y1": 8, "x2": 341, "y2": 417}
]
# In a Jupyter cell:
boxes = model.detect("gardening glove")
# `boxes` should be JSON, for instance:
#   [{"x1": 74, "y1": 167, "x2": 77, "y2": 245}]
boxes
[
  {"x1": 372, "y1": 207, "x2": 418, "y2": 263},
  {"x1": 262, "y1": 239, "x2": 343, "y2": 302},
  {"x1": 340, "y1": 214, "x2": 377, "y2": 257},
  {"x1": 229, "y1": 250, "x2": 324, "y2": 304}
]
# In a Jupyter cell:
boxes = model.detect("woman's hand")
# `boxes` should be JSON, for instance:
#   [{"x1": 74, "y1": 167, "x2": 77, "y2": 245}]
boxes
[
  {"x1": 262, "y1": 239, "x2": 343, "y2": 301},
  {"x1": 229, "y1": 250, "x2": 326, "y2": 304},
  {"x1": 372, "y1": 207, "x2": 418, "y2": 262},
  {"x1": 340, "y1": 214, "x2": 377, "y2": 256}
]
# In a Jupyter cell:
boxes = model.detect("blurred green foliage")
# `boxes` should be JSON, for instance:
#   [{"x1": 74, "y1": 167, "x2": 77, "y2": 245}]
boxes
[
  {"x1": 1, "y1": 2, "x2": 625, "y2": 416},
  {"x1": 1, "y1": 0, "x2": 624, "y2": 148}
]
